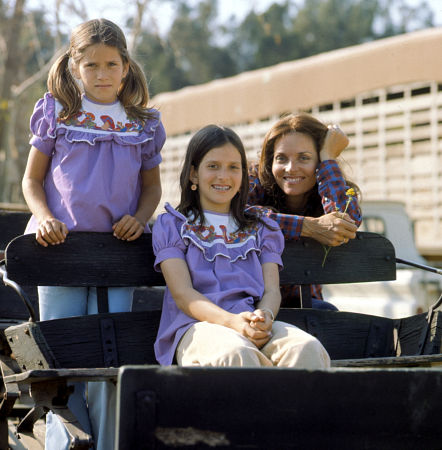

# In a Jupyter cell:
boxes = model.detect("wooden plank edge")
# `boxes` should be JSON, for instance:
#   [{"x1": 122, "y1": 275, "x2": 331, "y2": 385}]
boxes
[{"x1": 332, "y1": 353, "x2": 442, "y2": 368}]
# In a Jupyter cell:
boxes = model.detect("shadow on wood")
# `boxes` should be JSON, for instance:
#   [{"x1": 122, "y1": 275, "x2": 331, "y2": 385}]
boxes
[{"x1": 116, "y1": 365, "x2": 442, "y2": 450}]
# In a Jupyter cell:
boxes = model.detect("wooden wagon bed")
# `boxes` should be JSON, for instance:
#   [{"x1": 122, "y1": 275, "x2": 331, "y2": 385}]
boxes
[{"x1": 0, "y1": 230, "x2": 441, "y2": 449}]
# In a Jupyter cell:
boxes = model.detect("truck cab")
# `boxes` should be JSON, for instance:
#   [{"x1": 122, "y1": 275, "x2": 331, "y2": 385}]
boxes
[{"x1": 323, "y1": 201, "x2": 442, "y2": 318}]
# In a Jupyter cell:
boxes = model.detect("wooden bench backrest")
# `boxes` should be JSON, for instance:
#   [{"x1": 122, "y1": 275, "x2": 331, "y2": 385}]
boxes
[
  {"x1": 4, "y1": 231, "x2": 396, "y2": 287},
  {"x1": 4, "y1": 231, "x2": 439, "y2": 371},
  {"x1": 0, "y1": 210, "x2": 31, "y2": 251},
  {"x1": 0, "y1": 211, "x2": 33, "y2": 320}
]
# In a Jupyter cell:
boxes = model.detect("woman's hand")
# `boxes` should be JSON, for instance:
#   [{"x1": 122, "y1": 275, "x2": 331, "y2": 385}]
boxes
[
  {"x1": 302, "y1": 211, "x2": 357, "y2": 246},
  {"x1": 113, "y1": 215, "x2": 145, "y2": 241},
  {"x1": 36, "y1": 218, "x2": 68, "y2": 247},
  {"x1": 319, "y1": 124, "x2": 349, "y2": 161}
]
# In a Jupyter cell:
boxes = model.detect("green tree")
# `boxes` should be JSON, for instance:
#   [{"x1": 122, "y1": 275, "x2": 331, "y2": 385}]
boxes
[
  {"x1": 0, "y1": 3, "x2": 62, "y2": 203},
  {"x1": 227, "y1": 0, "x2": 435, "y2": 73},
  {"x1": 137, "y1": 0, "x2": 237, "y2": 95},
  {"x1": 229, "y1": 2, "x2": 301, "y2": 71}
]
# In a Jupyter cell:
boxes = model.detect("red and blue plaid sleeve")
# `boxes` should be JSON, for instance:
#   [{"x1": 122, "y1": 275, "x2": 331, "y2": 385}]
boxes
[
  {"x1": 267, "y1": 211, "x2": 304, "y2": 240},
  {"x1": 317, "y1": 160, "x2": 362, "y2": 226}
]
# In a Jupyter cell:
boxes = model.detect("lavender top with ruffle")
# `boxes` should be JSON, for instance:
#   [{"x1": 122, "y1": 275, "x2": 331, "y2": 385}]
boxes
[
  {"x1": 25, "y1": 93, "x2": 166, "y2": 233},
  {"x1": 152, "y1": 203, "x2": 284, "y2": 365}
]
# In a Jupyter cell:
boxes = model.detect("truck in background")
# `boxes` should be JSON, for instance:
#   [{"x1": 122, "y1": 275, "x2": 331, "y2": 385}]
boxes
[{"x1": 323, "y1": 201, "x2": 442, "y2": 318}]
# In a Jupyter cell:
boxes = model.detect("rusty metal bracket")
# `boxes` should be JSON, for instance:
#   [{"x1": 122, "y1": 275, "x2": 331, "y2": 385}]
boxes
[{"x1": 100, "y1": 318, "x2": 118, "y2": 367}]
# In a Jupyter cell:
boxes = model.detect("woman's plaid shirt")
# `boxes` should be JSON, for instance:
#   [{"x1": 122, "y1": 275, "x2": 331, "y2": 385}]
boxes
[{"x1": 247, "y1": 160, "x2": 362, "y2": 304}]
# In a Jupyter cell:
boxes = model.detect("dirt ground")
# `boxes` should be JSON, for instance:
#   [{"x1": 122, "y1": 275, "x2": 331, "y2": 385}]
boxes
[{"x1": 8, "y1": 418, "x2": 45, "y2": 450}]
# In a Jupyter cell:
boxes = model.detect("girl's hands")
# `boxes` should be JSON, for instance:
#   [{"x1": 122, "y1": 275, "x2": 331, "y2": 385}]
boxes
[
  {"x1": 320, "y1": 124, "x2": 349, "y2": 161},
  {"x1": 250, "y1": 309, "x2": 273, "y2": 331},
  {"x1": 232, "y1": 311, "x2": 272, "y2": 349},
  {"x1": 113, "y1": 215, "x2": 145, "y2": 241},
  {"x1": 36, "y1": 218, "x2": 68, "y2": 247}
]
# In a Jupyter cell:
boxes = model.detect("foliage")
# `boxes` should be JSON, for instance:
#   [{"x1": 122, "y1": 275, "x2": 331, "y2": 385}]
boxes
[
  {"x1": 134, "y1": 0, "x2": 435, "y2": 96},
  {"x1": 0, "y1": 0, "x2": 436, "y2": 203}
]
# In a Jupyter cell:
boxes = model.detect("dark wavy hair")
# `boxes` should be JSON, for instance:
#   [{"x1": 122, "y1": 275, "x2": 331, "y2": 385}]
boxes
[
  {"x1": 178, "y1": 125, "x2": 260, "y2": 230},
  {"x1": 48, "y1": 18, "x2": 155, "y2": 123},
  {"x1": 258, "y1": 113, "x2": 359, "y2": 216}
]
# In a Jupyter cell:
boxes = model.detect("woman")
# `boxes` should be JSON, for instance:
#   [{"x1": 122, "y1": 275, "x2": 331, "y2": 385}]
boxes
[{"x1": 248, "y1": 113, "x2": 361, "y2": 309}]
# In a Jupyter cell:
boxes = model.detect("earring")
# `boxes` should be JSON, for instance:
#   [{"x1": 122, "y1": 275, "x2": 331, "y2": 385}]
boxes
[{"x1": 191, "y1": 184, "x2": 198, "y2": 191}]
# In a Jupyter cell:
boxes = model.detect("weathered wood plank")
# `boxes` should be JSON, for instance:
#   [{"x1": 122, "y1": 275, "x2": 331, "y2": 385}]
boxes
[
  {"x1": 6, "y1": 308, "x2": 441, "y2": 374},
  {"x1": 116, "y1": 366, "x2": 442, "y2": 450},
  {"x1": 4, "y1": 368, "x2": 119, "y2": 385},
  {"x1": 277, "y1": 308, "x2": 396, "y2": 359},
  {"x1": 4, "y1": 233, "x2": 164, "y2": 287},
  {"x1": 332, "y1": 353, "x2": 442, "y2": 367},
  {"x1": 397, "y1": 311, "x2": 442, "y2": 355},
  {"x1": 4, "y1": 231, "x2": 395, "y2": 287},
  {"x1": 0, "y1": 285, "x2": 37, "y2": 321},
  {"x1": 5, "y1": 311, "x2": 161, "y2": 371},
  {"x1": 281, "y1": 231, "x2": 396, "y2": 285}
]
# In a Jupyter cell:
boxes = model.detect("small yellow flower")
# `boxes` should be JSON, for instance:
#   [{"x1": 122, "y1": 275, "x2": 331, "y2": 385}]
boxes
[
  {"x1": 346, "y1": 188, "x2": 355, "y2": 198},
  {"x1": 322, "y1": 188, "x2": 356, "y2": 267}
]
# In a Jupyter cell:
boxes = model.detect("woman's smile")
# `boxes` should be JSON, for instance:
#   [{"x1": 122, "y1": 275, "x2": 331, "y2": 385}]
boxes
[{"x1": 272, "y1": 132, "x2": 319, "y2": 203}]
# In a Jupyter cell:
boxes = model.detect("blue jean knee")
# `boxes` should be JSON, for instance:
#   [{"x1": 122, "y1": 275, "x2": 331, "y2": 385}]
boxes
[
  {"x1": 38, "y1": 286, "x2": 134, "y2": 319},
  {"x1": 38, "y1": 286, "x2": 133, "y2": 449},
  {"x1": 45, "y1": 382, "x2": 92, "y2": 450},
  {"x1": 311, "y1": 298, "x2": 339, "y2": 311}
]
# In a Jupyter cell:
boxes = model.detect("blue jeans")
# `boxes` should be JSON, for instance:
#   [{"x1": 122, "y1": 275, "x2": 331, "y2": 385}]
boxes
[
  {"x1": 38, "y1": 286, "x2": 133, "y2": 450},
  {"x1": 311, "y1": 298, "x2": 339, "y2": 311}
]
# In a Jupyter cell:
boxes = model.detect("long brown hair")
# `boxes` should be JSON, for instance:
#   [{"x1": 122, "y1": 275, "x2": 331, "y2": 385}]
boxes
[
  {"x1": 258, "y1": 113, "x2": 358, "y2": 216},
  {"x1": 47, "y1": 18, "x2": 155, "y2": 123},
  {"x1": 179, "y1": 125, "x2": 260, "y2": 230}
]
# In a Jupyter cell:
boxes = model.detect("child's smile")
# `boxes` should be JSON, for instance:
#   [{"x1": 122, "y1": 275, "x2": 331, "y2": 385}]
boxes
[{"x1": 191, "y1": 143, "x2": 243, "y2": 213}]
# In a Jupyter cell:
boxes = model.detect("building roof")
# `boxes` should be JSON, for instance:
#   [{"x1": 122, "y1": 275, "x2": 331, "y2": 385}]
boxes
[{"x1": 152, "y1": 27, "x2": 442, "y2": 136}]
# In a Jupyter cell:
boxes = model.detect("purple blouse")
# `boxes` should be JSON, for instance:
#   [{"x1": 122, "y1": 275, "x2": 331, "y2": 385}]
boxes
[
  {"x1": 152, "y1": 203, "x2": 284, "y2": 365},
  {"x1": 25, "y1": 93, "x2": 166, "y2": 233}
]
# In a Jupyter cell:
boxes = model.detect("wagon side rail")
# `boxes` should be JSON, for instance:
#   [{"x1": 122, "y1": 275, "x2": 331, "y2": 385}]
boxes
[{"x1": 1, "y1": 231, "x2": 441, "y2": 450}]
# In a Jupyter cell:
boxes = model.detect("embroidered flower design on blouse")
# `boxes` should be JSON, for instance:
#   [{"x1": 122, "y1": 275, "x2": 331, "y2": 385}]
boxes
[
  {"x1": 184, "y1": 222, "x2": 259, "y2": 244},
  {"x1": 57, "y1": 110, "x2": 143, "y2": 132}
]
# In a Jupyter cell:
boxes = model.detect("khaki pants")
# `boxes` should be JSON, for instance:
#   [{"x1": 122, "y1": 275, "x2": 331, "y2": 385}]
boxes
[{"x1": 176, "y1": 321, "x2": 330, "y2": 369}]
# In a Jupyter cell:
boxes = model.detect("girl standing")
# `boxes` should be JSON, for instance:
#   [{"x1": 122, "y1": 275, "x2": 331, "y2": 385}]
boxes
[
  {"x1": 153, "y1": 124, "x2": 330, "y2": 368},
  {"x1": 248, "y1": 113, "x2": 361, "y2": 309},
  {"x1": 22, "y1": 18, "x2": 165, "y2": 450}
]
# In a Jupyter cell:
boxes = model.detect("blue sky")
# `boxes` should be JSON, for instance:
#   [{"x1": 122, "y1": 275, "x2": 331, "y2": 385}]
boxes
[{"x1": 28, "y1": 0, "x2": 442, "y2": 33}]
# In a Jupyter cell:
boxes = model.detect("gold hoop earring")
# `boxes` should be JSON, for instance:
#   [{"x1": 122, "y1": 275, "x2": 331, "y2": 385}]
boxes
[{"x1": 191, "y1": 184, "x2": 198, "y2": 191}]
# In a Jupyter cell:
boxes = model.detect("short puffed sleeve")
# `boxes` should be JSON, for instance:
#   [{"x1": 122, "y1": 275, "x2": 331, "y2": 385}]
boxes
[
  {"x1": 258, "y1": 217, "x2": 284, "y2": 269},
  {"x1": 141, "y1": 112, "x2": 166, "y2": 171},
  {"x1": 152, "y1": 211, "x2": 187, "y2": 272},
  {"x1": 29, "y1": 93, "x2": 57, "y2": 156}
]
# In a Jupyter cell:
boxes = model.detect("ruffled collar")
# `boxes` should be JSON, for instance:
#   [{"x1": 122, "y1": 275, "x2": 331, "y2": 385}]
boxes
[
  {"x1": 164, "y1": 203, "x2": 261, "y2": 263},
  {"x1": 42, "y1": 92, "x2": 161, "y2": 147}
]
